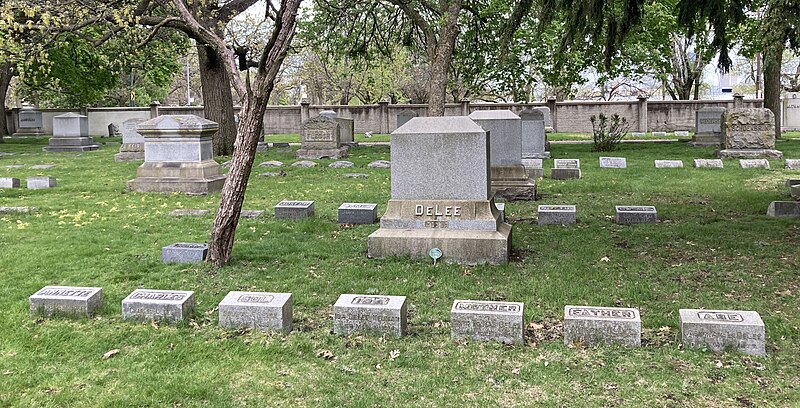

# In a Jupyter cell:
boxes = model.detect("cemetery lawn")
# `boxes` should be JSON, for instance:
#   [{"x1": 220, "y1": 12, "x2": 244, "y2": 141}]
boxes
[{"x1": 2, "y1": 137, "x2": 800, "y2": 407}]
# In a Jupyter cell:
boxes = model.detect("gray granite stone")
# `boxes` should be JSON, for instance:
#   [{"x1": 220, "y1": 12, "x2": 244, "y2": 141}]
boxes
[
  {"x1": 218, "y1": 291, "x2": 292, "y2": 333},
  {"x1": 240, "y1": 210, "x2": 265, "y2": 219},
  {"x1": 521, "y1": 158, "x2": 544, "y2": 179},
  {"x1": 396, "y1": 110, "x2": 417, "y2": 129},
  {"x1": 538, "y1": 205, "x2": 577, "y2": 225},
  {"x1": 272, "y1": 142, "x2": 290, "y2": 148},
  {"x1": 767, "y1": 201, "x2": 800, "y2": 217},
  {"x1": 338, "y1": 203, "x2": 378, "y2": 224},
  {"x1": 554, "y1": 159, "x2": 580, "y2": 169},
  {"x1": 45, "y1": 113, "x2": 98, "y2": 152},
  {"x1": 168, "y1": 209, "x2": 209, "y2": 217},
  {"x1": 785, "y1": 178, "x2": 800, "y2": 187},
  {"x1": 652, "y1": 131, "x2": 667, "y2": 137},
  {"x1": 329, "y1": 160, "x2": 354, "y2": 168},
  {"x1": 680, "y1": 309, "x2": 765, "y2": 356},
  {"x1": 718, "y1": 149, "x2": 783, "y2": 160},
  {"x1": 451, "y1": 300, "x2": 524, "y2": 344},
  {"x1": 14, "y1": 105, "x2": 45, "y2": 136},
  {"x1": 27, "y1": 177, "x2": 56, "y2": 189},
  {"x1": 785, "y1": 159, "x2": 800, "y2": 170},
  {"x1": 29, "y1": 286, "x2": 102, "y2": 317},
  {"x1": 259, "y1": 172, "x2": 285, "y2": 177},
  {"x1": 0, "y1": 178, "x2": 20, "y2": 188},
  {"x1": 333, "y1": 294, "x2": 407, "y2": 337},
  {"x1": 495, "y1": 202, "x2": 505, "y2": 222},
  {"x1": 519, "y1": 108, "x2": 549, "y2": 159},
  {"x1": 298, "y1": 116, "x2": 346, "y2": 159},
  {"x1": 3, "y1": 165, "x2": 24, "y2": 169},
  {"x1": 631, "y1": 132, "x2": 646, "y2": 137},
  {"x1": 564, "y1": 305, "x2": 641, "y2": 347},
  {"x1": 115, "y1": 118, "x2": 146, "y2": 161},
  {"x1": 122, "y1": 289, "x2": 195, "y2": 324},
  {"x1": 599, "y1": 157, "x2": 627, "y2": 168},
  {"x1": 343, "y1": 173, "x2": 369, "y2": 178},
  {"x1": 0, "y1": 206, "x2": 35, "y2": 214},
  {"x1": 162, "y1": 242, "x2": 208, "y2": 264},
  {"x1": 614, "y1": 205, "x2": 657, "y2": 224},
  {"x1": 695, "y1": 107, "x2": 726, "y2": 134},
  {"x1": 739, "y1": 159, "x2": 770, "y2": 169},
  {"x1": 468, "y1": 110, "x2": 534, "y2": 199},
  {"x1": 550, "y1": 168, "x2": 581, "y2": 180},
  {"x1": 675, "y1": 131, "x2": 690, "y2": 137},
  {"x1": 291, "y1": 160, "x2": 317, "y2": 168},
  {"x1": 717, "y1": 108, "x2": 782, "y2": 159},
  {"x1": 654, "y1": 160, "x2": 684, "y2": 168},
  {"x1": 334, "y1": 118, "x2": 355, "y2": 144},
  {"x1": 275, "y1": 200, "x2": 314, "y2": 219},
  {"x1": 367, "y1": 160, "x2": 391, "y2": 169},
  {"x1": 533, "y1": 107, "x2": 553, "y2": 131},
  {"x1": 30, "y1": 164, "x2": 55, "y2": 169},
  {"x1": 693, "y1": 159, "x2": 724, "y2": 168}
]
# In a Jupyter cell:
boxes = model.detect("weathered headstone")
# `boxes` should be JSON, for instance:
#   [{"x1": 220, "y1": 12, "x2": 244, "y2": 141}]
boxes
[
  {"x1": 333, "y1": 294, "x2": 407, "y2": 337},
  {"x1": 519, "y1": 108, "x2": 550, "y2": 159},
  {"x1": 27, "y1": 176, "x2": 56, "y2": 189},
  {"x1": 533, "y1": 106, "x2": 553, "y2": 132},
  {"x1": 30, "y1": 164, "x2": 55, "y2": 169},
  {"x1": 218, "y1": 291, "x2": 292, "y2": 333},
  {"x1": 717, "y1": 108, "x2": 782, "y2": 159},
  {"x1": 127, "y1": 115, "x2": 226, "y2": 194},
  {"x1": 0, "y1": 206, "x2": 35, "y2": 214},
  {"x1": 468, "y1": 110, "x2": 536, "y2": 200},
  {"x1": 599, "y1": 157, "x2": 627, "y2": 168},
  {"x1": 564, "y1": 306, "x2": 641, "y2": 347},
  {"x1": 122, "y1": 289, "x2": 195, "y2": 324},
  {"x1": 367, "y1": 160, "x2": 390, "y2": 169},
  {"x1": 521, "y1": 158, "x2": 543, "y2": 179},
  {"x1": 784, "y1": 92, "x2": 800, "y2": 131},
  {"x1": 29, "y1": 286, "x2": 102, "y2": 317},
  {"x1": 450, "y1": 300, "x2": 524, "y2": 344},
  {"x1": 338, "y1": 203, "x2": 378, "y2": 224},
  {"x1": 0, "y1": 178, "x2": 20, "y2": 188},
  {"x1": 297, "y1": 116, "x2": 346, "y2": 159},
  {"x1": 767, "y1": 201, "x2": 800, "y2": 217},
  {"x1": 739, "y1": 159, "x2": 770, "y2": 169},
  {"x1": 693, "y1": 159, "x2": 724, "y2": 168},
  {"x1": 538, "y1": 205, "x2": 577, "y2": 225},
  {"x1": 615, "y1": 206, "x2": 657, "y2": 224},
  {"x1": 679, "y1": 309, "x2": 765, "y2": 356},
  {"x1": 654, "y1": 160, "x2": 684, "y2": 168},
  {"x1": 274, "y1": 200, "x2": 314, "y2": 219},
  {"x1": 784, "y1": 159, "x2": 800, "y2": 170},
  {"x1": 675, "y1": 130, "x2": 690, "y2": 137},
  {"x1": 162, "y1": 242, "x2": 208, "y2": 264},
  {"x1": 329, "y1": 160, "x2": 353, "y2": 168},
  {"x1": 44, "y1": 113, "x2": 99, "y2": 152},
  {"x1": 343, "y1": 173, "x2": 369, "y2": 178},
  {"x1": 168, "y1": 209, "x2": 209, "y2": 217},
  {"x1": 367, "y1": 116, "x2": 512, "y2": 264},
  {"x1": 240, "y1": 210, "x2": 265, "y2": 219},
  {"x1": 396, "y1": 109, "x2": 417, "y2": 129},
  {"x1": 690, "y1": 107, "x2": 726, "y2": 147},
  {"x1": 551, "y1": 159, "x2": 581, "y2": 180},
  {"x1": 114, "y1": 118, "x2": 146, "y2": 161},
  {"x1": 335, "y1": 117, "x2": 355, "y2": 146},
  {"x1": 13, "y1": 105, "x2": 46, "y2": 137}
]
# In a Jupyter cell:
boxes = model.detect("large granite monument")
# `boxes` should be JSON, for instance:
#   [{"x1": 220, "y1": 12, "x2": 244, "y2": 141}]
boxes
[
  {"x1": 43, "y1": 112, "x2": 99, "y2": 152},
  {"x1": 367, "y1": 116, "x2": 512, "y2": 264},
  {"x1": 716, "y1": 108, "x2": 782, "y2": 159},
  {"x1": 297, "y1": 116, "x2": 347, "y2": 159},
  {"x1": 468, "y1": 110, "x2": 536, "y2": 200},
  {"x1": 127, "y1": 115, "x2": 226, "y2": 194},
  {"x1": 12, "y1": 105, "x2": 46, "y2": 137}
]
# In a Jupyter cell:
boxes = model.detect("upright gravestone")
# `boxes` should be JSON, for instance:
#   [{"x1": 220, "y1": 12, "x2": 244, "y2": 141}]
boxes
[
  {"x1": 519, "y1": 109, "x2": 550, "y2": 159},
  {"x1": 564, "y1": 306, "x2": 641, "y2": 347},
  {"x1": 533, "y1": 107, "x2": 554, "y2": 132},
  {"x1": 367, "y1": 116, "x2": 512, "y2": 264},
  {"x1": 122, "y1": 289, "x2": 195, "y2": 324},
  {"x1": 29, "y1": 286, "x2": 103, "y2": 317},
  {"x1": 451, "y1": 300, "x2": 524, "y2": 344},
  {"x1": 468, "y1": 110, "x2": 536, "y2": 200},
  {"x1": 333, "y1": 294, "x2": 407, "y2": 337},
  {"x1": 12, "y1": 105, "x2": 46, "y2": 137},
  {"x1": 43, "y1": 113, "x2": 99, "y2": 152},
  {"x1": 680, "y1": 309, "x2": 765, "y2": 356},
  {"x1": 127, "y1": 115, "x2": 226, "y2": 194},
  {"x1": 784, "y1": 92, "x2": 800, "y2": 131},
  {"x1": 297, "y1": 116, "x2": 347, "y2": 159},
  {"x1": 335, "y1": 118, "x2": 355, "y2": 146},
  {"x1": 615, "y1": 205, "x2": 657, "y2": 224},
  {"x1": 690, "y1": 107, "x2": 726, "y2": 147},
  {"x1": 551, "y1": 159, "x2": 581, "y2": 180},
  {"x1": 716, "y1": 108, "x2": 783, "y2": 159},
  {"x1": 115, "y1": 118, "x2": 146, "y2": 161},
  {"x1": 218, "y1": 291, "x2": 293, "y2": 333},
  {"x1": 396, "y1": 109, "x2": 418, "y2": 129}
]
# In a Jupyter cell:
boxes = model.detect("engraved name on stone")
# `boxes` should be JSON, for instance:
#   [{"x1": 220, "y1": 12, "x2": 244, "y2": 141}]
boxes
[
  {"x1": 455, "y1": 301, "x2": 520, "y2": 313},
  {"x1": 36, "y1": 288, "x2": 93, "y2": 297},
  {"x1": 554, "y1": 159, "x2": 580, "y2": 169},
  {"x1": 305, "y1": 129, "x2": 335, "y2": 142},
  {"x1": 342, "y1": 203, "x2": 377, "y2": 209},
  {"x1": 617, "y1": 206, "x2": 656, "y2": 212},
  {"x1": 698, "y1": 311, "x2": 744, "y2": 322},
  {"x1": 130, "y1": 291, "x2": 187, "y2": 301},
  {"x1": 540, "y1": 205, "x2": 574, "y2": 211},
  {"x1": 351, "y1": 296, "x2": 390, "y2": 305},
  {"x1": 238, "y1": 294, "x2": 275, "y2": 303},
  {"x1": 699, "y1": 118, "x2": 721, "y2": 124},
  {"x1": 569, "y1": 307, "x2": 636, "y2": 319},
  {"x1": 278, "y1": 201, "x2": 313, "y2": 206},
  {"x1": 414, "y1": 205, "x2": 462, "y2": 217}
]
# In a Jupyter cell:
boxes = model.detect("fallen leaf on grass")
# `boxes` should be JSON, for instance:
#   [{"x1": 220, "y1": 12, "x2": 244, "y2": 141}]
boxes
[
  {"x1": 389, "y1": 349, "x2": 400, "y2": 361},
  {"x1": 316, "y1": 349, "x2": 335, "y2": 360},
  {"x1": 600, "y1": 256, "x2": 610, "y2": 262},
  {"x1": 102, "y1": 349, "x2": 120, "y2": 360}
]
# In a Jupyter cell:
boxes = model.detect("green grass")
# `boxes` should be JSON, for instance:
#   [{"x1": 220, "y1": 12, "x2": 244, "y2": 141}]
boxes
[{"x1": 1, "y1": 137, "x2": 800, "y2": 407}]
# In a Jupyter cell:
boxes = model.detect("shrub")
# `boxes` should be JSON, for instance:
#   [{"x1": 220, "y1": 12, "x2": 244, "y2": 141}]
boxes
[{"x1": 590, "y1": 113, "x2": 630, "y2": 152}]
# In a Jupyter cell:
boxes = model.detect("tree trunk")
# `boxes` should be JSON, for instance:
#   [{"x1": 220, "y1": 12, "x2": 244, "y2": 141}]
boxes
[
  {"x1": 763, "y1": 41, "x2": 783, "y2": 140},
  {"x1": 197, "y1": 44, "x2": 237, "y2": 156},
  {"x1": 425, "y1": 0, "x2": 462, "y2": 116},
  {"x1": 0, "y1": 63, "x2": 12, "y2": 140}
]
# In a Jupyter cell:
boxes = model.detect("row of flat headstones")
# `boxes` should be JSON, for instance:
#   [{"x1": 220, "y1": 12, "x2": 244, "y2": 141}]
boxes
[
  {"x1": 29, "y1": 287, "x2": 766, "y2": 356},
  {"x1": 547, "y1": 158, "x2": 800, "y2": 170},
  {"x1": 538, "y1": 205, "x2": 657, "y2": 225},
  {"x1": 0, "y1": 177, "x2": 56, "y2": 189}
]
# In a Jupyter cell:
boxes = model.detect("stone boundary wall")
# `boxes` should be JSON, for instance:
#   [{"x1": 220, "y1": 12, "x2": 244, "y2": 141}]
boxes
[{"x1": 7, "y1": 97, "x2": 791, "y2": 137}]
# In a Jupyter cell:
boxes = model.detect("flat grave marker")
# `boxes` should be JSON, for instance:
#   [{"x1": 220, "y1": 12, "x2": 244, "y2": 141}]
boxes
[
  {"x1": 654, "y1": 160, "x2": 684, "y2": 168},
  {"x1": 122, "y1": 289, "x2": 195, "y2": 324},
  {"x1": 29, "y1": 286, "x2": 102, "y2": 317},
  {"x1": 333, "y1": 294, "x2": 407, "y2": 337},
  {"x1": 338, "y1": 203, "x2": 378, "y2": 224},
  {"x1": 451, "y1": 300, "x2": 524, "y2": 344},
  {"x1": 767, "y1": 201, "x2": 800, "y2": 217},
  {"x1": 275, "y1": 200, "x2": 314, "y2": 220},
  {"x1": 785, "y1": 159, "x2": 800, "y2": 170},
  {"x1": 739, "y1": 159, "x2": 770, "y2": 169},
  {"x1": 615, "y1": 206, "x2": 657, "y2": 225},
  {"x1": 679, "y1": 309, "x2": 765, "y2": 356},
  {"x1": 693, "y1": 159, "x2": 724, "y2": 168},
  {"x1": 0, "y1": 178, "x2": 20, "y2": 188},
  {"x1": 599, "y1": 157, "x2": 627, "y2": 168},
  {"x1": 27, "y1": 176, "x2": 56, "y2": 189},
  {"x1": 162, "y1": 242, "x2": 208, "y2": 264},
  {"x1": 551, "y1": 159, "x2": 581, "y2": 179},
  {"x1": 218, "y1": 291, "x2": 292, "y2": 333},
  {"x1": 538, "y1": 205, "x2": 577, "y2": 225},
  {"x1": 564, "y1": 305, "x2": 641, "y2": 347}
]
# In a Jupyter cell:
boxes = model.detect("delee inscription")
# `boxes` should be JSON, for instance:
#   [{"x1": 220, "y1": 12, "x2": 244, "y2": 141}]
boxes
[{"x1": 415, "y1": 205, "x2": 461, "y2": 216}]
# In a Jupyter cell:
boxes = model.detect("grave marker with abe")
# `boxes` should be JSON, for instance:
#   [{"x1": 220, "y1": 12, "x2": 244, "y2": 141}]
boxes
[
  {"x1": 451, "y1": 300, "x2": 524, "y2": 344},
  {"x1": 679, "y1": 309, "x2": 765, "y2": 356},
  {"x1": 564, "y1": 306, "x2": 641, "y2": 347},
  {"x1": 218, "y1": 291, "x2": 292, "y2": 333},
  {"x1": 333, "y1": 294, "x2": 407, "y2": 337},
  {"x1": 122, "y1": 289, "x2": 195, "y2": 324},
  {"x1": 29, "y1": 286, "x2": 102, "y2": 317}
]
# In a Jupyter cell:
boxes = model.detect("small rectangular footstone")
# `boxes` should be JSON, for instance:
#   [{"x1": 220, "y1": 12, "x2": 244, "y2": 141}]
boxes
[
  {"x1": 739, "y1": 159, "x2": 769, "y2": 169},
  {"x1": 693, "y1": 159, "x2": 724, "y2": 168},
  {"x1": 218, "y1": 291, "x2": 292, "y2": 332},
  {"x1": 29, "y1": 286, "x2": 102, "y2": 317},
  {"x1": 564, "y1": 305, "x2": 641, "y2": 347},
  {"x1": 27, "y1": 177, "x2": 56, "y2": 189},
  {"x1": 162, "y1": 242, "x2": 208, "y2": 264},
  {"x1": 338, "y1": 203, "x2": 378, "y2": 224},
  {"x1": 652, "y1": 131, "x2": 667, "y2": 137},
  {"x1": 615, "y1": 206, "x2": 657, "y2": 224},
  {"x1": 333, "y1": 294, "x2": 407, "y2": 337},
  {"x1": 240, "y1": 210, "x2": 264, "y2": 219},
  {"x1": 679, "y1": 309, "x2": 765, "y2": 356},
  {"x1": 784, "y1": 159, "x2": 800, "y2": 170},
  {"x1": 538, "y1": 205, "x2": 576, "y2": 225},
  {"x1": 599, "y1": 157, "x2": 627, "y2": 168},
  {"x1": 675, "y1": 131, "x2": 690, "y2": 137},
  {"x1": 0, "y1": 178, "x2": 20, "y2": 188},
  {"x1": 0, "y1": 206, "x2": 35, "y2": 214},
  {"x1": 451, "y1": 300, "x2": 524, "y2": 344},
  {"x1": 168, "y1": 209, "x2": 209, "y2": 217},
  {"x1": 654, "y1": 160, "x2": 684, "y2": 168},
  {"x1": 122, "y1": 289, "x2": 195, "y2": 324},
  {"x1": 767, "y1": 201, "x2": 800, "y2": 217},
  {"x1": 275, "y1": 200, "x2": 314, "y2": 220}
]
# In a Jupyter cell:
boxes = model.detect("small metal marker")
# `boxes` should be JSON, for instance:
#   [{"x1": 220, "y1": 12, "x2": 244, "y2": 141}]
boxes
[{"x1": 429, "y1": 248, "x2": 442, "y2": 266}]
